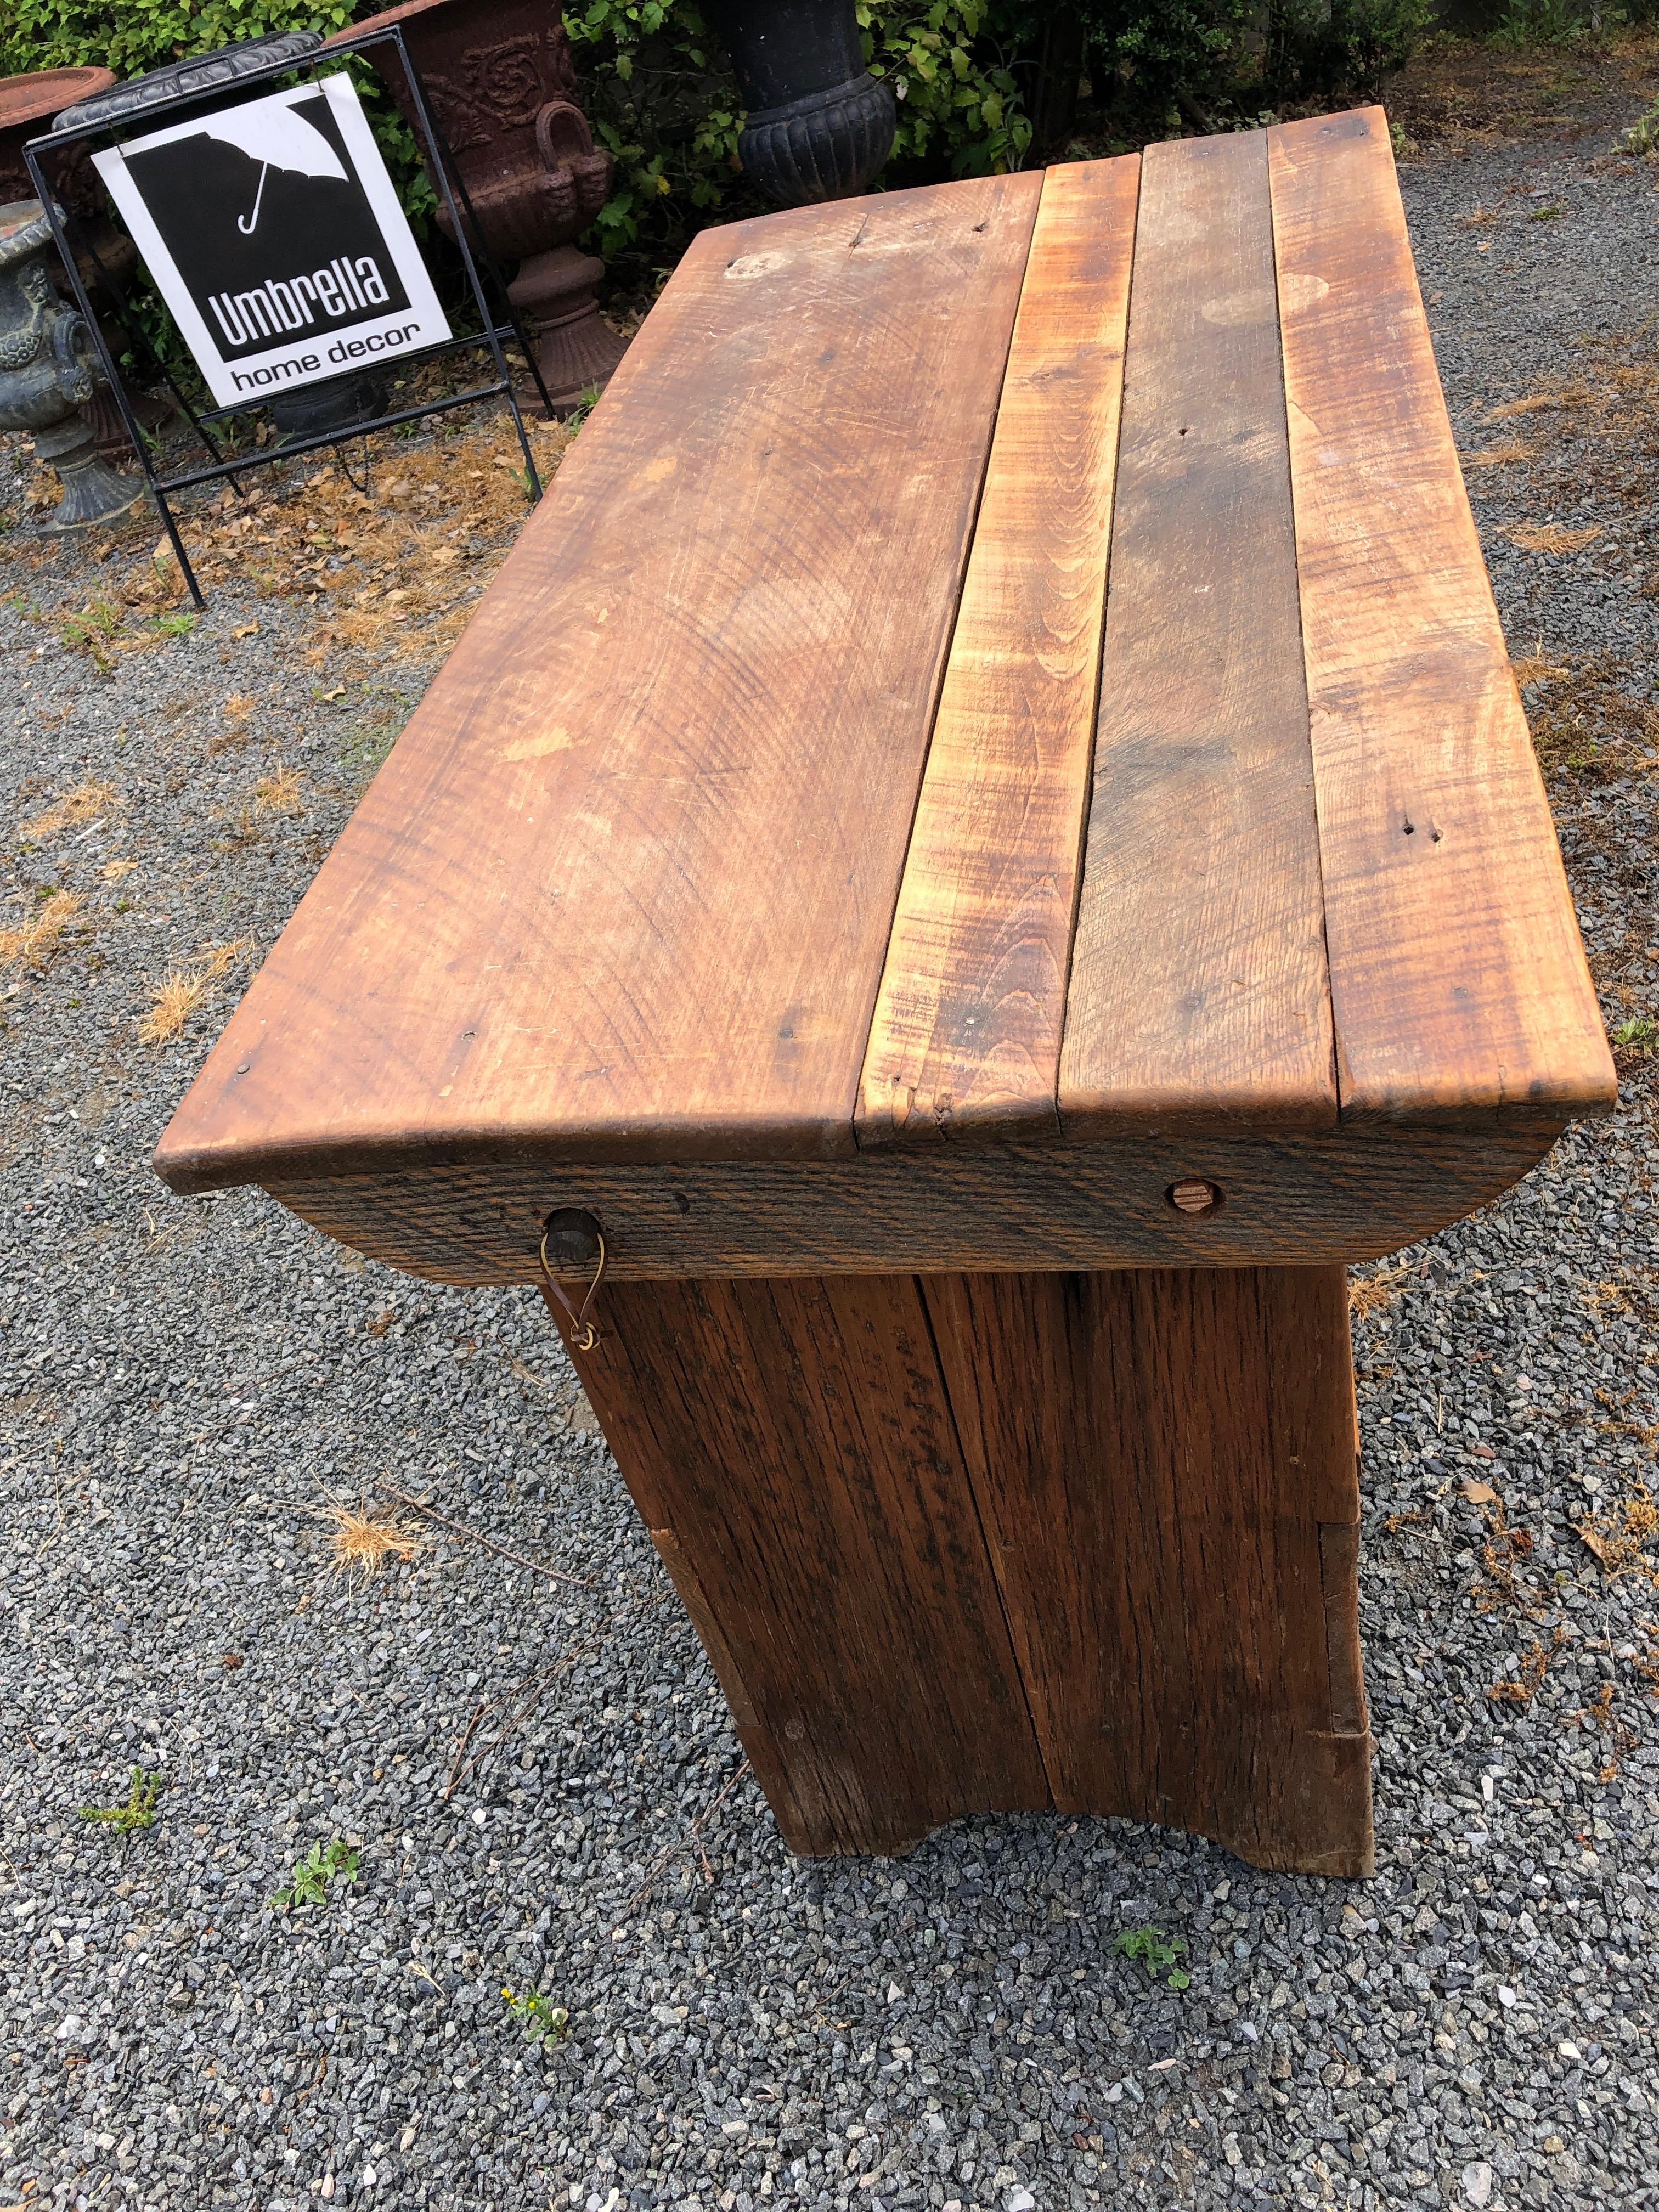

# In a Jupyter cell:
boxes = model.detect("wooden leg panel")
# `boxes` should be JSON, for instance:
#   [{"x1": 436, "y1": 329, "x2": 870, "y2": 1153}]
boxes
[
  {"x1": 924, "y1": 1266, "x2": 1375, "y2": 1877},
  {"x1": 551, "y1": 1274, "x2": 1051, "y2": 1855}
]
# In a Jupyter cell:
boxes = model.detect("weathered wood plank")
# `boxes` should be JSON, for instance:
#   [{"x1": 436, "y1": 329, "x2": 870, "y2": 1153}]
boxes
[
  {"x1": 1059, "y1": 129, "x2": 1336, "y2": 1139},
  {"x1": 857, "y1": 155, "x2": 1139, "y2": 1148},
  {"x1": 926, "y1": 1265, "x2": 1373, "y2": 1875},
  {"x1": 251, "y1": 1119, "x2": 1566, "y2": 1283},
  {"x1": 151, "y1": 176, "x2": 1043, "y2": 1196},
  {"x1": 1267, "y1": 106, "x2": 1614, "y2": 1124},
  {"x1": 549, "y1": 1273, "x2": 1051, "y2": 1854}
]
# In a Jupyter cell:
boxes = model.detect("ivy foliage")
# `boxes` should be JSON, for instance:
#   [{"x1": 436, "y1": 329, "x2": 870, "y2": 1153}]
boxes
[{"x1": 2, "y1": 0, "x2": 356, "y2": 82}]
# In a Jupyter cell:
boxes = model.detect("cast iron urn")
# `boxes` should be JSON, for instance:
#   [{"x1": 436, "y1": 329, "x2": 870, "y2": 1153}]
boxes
[
  {"x1": 709, "y1": 0, "x2": 895, "y2": 205},
  {"x1": 0, "y1": 200, "x2": 139, "y2": 532},
  {"x1": 330, "y1": 0, "x2": 626, "y2": 413}
]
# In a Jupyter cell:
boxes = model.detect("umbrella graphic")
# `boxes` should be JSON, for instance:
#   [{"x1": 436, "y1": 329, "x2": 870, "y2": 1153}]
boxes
[{"x1": 201, "y1": 104, "x2": 348, "y2": 235}]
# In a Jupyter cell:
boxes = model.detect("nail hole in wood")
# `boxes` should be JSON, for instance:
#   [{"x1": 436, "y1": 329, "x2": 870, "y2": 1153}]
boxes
[{"x1": 1166, "y1": 1178, "x2": 1224, "y2": 1219}]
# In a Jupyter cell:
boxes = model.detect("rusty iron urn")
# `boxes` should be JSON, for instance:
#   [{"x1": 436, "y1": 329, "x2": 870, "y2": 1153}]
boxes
[{"x1": 328, "y1": 0, "x2": 626, "y2": 414}]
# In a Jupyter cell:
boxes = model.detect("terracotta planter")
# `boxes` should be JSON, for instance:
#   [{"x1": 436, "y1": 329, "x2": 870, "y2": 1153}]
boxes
[
  {"x1": 0, "y1": 67, "x2": 114, "y2": 211},
  {"x1": 328, "y1": 0, "x2": 625, "y2": 413}
]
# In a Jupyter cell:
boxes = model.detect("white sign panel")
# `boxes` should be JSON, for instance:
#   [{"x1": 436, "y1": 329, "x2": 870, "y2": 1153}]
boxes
[{"x1": 93, "y1": 74, "x2": 450, "y2": 409}]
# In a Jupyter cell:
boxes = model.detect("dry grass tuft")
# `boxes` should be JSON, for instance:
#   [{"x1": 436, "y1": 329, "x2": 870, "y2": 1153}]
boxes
[
  {"x1": 252, "y1": 763, "x2": 305, "y2": 817},
  {"x1": 1510, "y1": 654, "x2": 1570, "y2": 690},
  {"x1": 1576, "y1": 1480, "x2": 1659, "y2": 1581},
  {"x1": 1509, "y1": 523, "x2": 1602, "y2": 554},
  {"x1": 1462, "y1": 438, "x2": 1532, "y2": 469},
  {"x1": 0, "y1": 888, "x2": 83, "y2": 972},
  {"x1": 1486, "y1": 381, "x2": 1593, "y2": 421},
  {"x1": 1488, "y1": 1624, "x2": 1568, "y2": 1706},
  {"x1": 324, "y1": 1500, "x2": 426, "y2": 1584},
  {"x1": 19, "y1": 779, "x2": 120, "y2": 844},
  {"x1": 137, "y1": 938, "x2": 251, "y2": 1045},
  {"x1": 1348, "y1": 1260, "x2": 1414, "y2": 1321}
]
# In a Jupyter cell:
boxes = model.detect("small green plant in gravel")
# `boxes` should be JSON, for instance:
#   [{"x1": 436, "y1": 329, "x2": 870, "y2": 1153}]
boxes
[
  {"x1": 60, "y1": 600, "x2": 122, "y2": 674},
  {"x1": 564, "y1": 383, "x2": 605, "y2": 432},
  {"x1": 273, "y1": 1836, "x2": 360, "y2": 1910},
  {"x1": 1114, "y1": 1924, "x2": 1190, "y2": 1988},
  {"x1": 78, "y1": 1765, "x2": 163, "y2": 1833},
  {"x1": 1611, "y1": 1015, "x2": 1656, "y2": 1052},
  {"x1": 502, "y1": 1985, "x2": 571, "y2": 2044}
]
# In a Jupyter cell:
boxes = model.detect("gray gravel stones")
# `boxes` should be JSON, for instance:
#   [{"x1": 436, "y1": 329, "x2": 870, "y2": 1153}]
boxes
[{"x1": 3, "y1": 81, "x2": 1659, "y2": 2212}]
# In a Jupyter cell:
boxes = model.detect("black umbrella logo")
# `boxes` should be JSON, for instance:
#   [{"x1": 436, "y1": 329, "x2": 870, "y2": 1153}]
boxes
[{"x1": 200, "y1": 104, "x2": 348, "y2": 235}]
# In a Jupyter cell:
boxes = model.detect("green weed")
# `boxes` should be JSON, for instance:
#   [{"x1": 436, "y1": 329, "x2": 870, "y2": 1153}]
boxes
[
  {"x1": 78, "y1": 1765, "x2": 162, "y2": 1833},
  {"x1": 1611, "y1": 1015, "x2": 1656, "y2": 1051},
  {"x1": 563, "y1": 383, "x2": 604, "y2": 432},
  {"x1": 502, "y1": 1985, "x2": 570, "y2": 2044},
  {"x1": 60, "y1": 600, "x2": 121, "y2": 673},
  {"x1": 273, "y1": 1836, "x2": 360, "y2": 1910},
  {"x1": 1114, "y1": 1925, "x2": 1190, "y2": 1989}
]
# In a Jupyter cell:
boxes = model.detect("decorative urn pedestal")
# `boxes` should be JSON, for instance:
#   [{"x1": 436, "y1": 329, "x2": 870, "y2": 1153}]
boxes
[
  {"x1": 0, "y1": 200, "x2": 139, "y2": 531},
  {"x1": 329, "y1": 0, "x2": 625, "y2": 413}
]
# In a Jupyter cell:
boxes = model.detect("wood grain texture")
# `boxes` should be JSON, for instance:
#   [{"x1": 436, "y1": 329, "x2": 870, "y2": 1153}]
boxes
[
  {"x1": 926, "y1": 1266, "x2": 1373, "y2": 1875},
  {"x1": 1059, "y1": 128, "x2": 1336, "y2": 1139},
  {"x1": 548, "y1": 1273, "x2": 1049, "y2": 1854},
  {"x1": 253, "y1": 1119, "x2": 1566, "y2": 1284},
  {"x1": 151, "y1": 176, "x2": 1043, "y2": 1195},
  {"x1": 856, "y1": 156, "x2": 1139, "y2": 1149},
  {"x1": 1268, "y1": 107, "x2": 1615, "y2": 1125}
]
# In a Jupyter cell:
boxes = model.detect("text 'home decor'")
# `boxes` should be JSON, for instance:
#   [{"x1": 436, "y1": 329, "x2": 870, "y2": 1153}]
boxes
[{"x1": 92, "y1": 72, "x2": 448, "y2": 409}]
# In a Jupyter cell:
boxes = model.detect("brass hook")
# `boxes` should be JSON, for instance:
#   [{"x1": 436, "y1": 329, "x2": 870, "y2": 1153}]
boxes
[{"x1": 538, "y1": 1216, "x2": 608, "y2": 1352}]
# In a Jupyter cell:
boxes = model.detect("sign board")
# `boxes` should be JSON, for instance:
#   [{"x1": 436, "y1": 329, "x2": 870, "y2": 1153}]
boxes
[{"x1": 93, "y1": 74, "x2": 450, "y2": 410}]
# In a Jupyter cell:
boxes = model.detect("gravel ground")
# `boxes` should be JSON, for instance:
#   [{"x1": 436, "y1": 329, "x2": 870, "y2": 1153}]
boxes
[{"x1": 4, "y1": 61, "x2": 1659, "y2": 2212}]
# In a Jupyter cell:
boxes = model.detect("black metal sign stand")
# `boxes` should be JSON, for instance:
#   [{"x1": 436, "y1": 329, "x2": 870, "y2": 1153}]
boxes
[{"x1": 25, "y1": 25, "x2": 554, "y2": 608}]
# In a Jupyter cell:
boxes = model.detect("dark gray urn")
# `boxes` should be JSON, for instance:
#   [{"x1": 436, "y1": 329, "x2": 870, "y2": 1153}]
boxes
[
  {"x1": 0, "y1": 200, "x2": 139, "y2": 532},
  {"x1": 709, "y1": 0, "x2": 895, "y2": 205}
]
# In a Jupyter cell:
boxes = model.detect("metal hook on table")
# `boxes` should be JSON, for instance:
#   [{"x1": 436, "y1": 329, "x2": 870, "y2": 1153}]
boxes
[{"x1": 538, "y1": 1211, "x2": 608, "y2": 1351}]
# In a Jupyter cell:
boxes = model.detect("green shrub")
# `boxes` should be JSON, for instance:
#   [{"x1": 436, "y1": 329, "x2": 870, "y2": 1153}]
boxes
[
  {"x1": 1071, "y1": 0, "x2": 1432, "y2": 132},
  {"x1": 2, "y1": 0, "x2": 356, "y2": 83}
]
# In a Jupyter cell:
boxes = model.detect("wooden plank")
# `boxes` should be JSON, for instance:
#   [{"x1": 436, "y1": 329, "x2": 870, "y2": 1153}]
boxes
[
  {"x1": 252, "y1": 1117, "x2": 1565, "y2": 1283},
  {"x1": 856, "y1": 156, "x2": 1139, "y2": 1148},
  {"x1": 1268, "y1": 107, "x2": 1615, "y2": 1124},
  {"x1": 926, "y1": 1265, "x2": 1373, "y2": 1876},
  {"x1": 150, "y1": 176, "x2": 1043, "y2": 1195},
  {"x1": 548, "y1": 1273, "x2": 1051, "y2": 1854},
  {"x1": 1059, "y1": 129, "x2": 1336, "y2": 1138}
]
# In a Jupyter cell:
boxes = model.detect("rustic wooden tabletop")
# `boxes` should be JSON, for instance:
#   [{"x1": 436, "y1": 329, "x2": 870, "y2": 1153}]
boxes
[{"x1": 154, "y1": 104, "x2": 1611, "y2": 1286}]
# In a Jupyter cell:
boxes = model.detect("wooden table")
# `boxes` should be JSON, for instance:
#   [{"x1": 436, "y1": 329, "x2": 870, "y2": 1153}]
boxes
[{"x1": 155, "y1": 107, "x2": 1613, "y2": 1878}]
